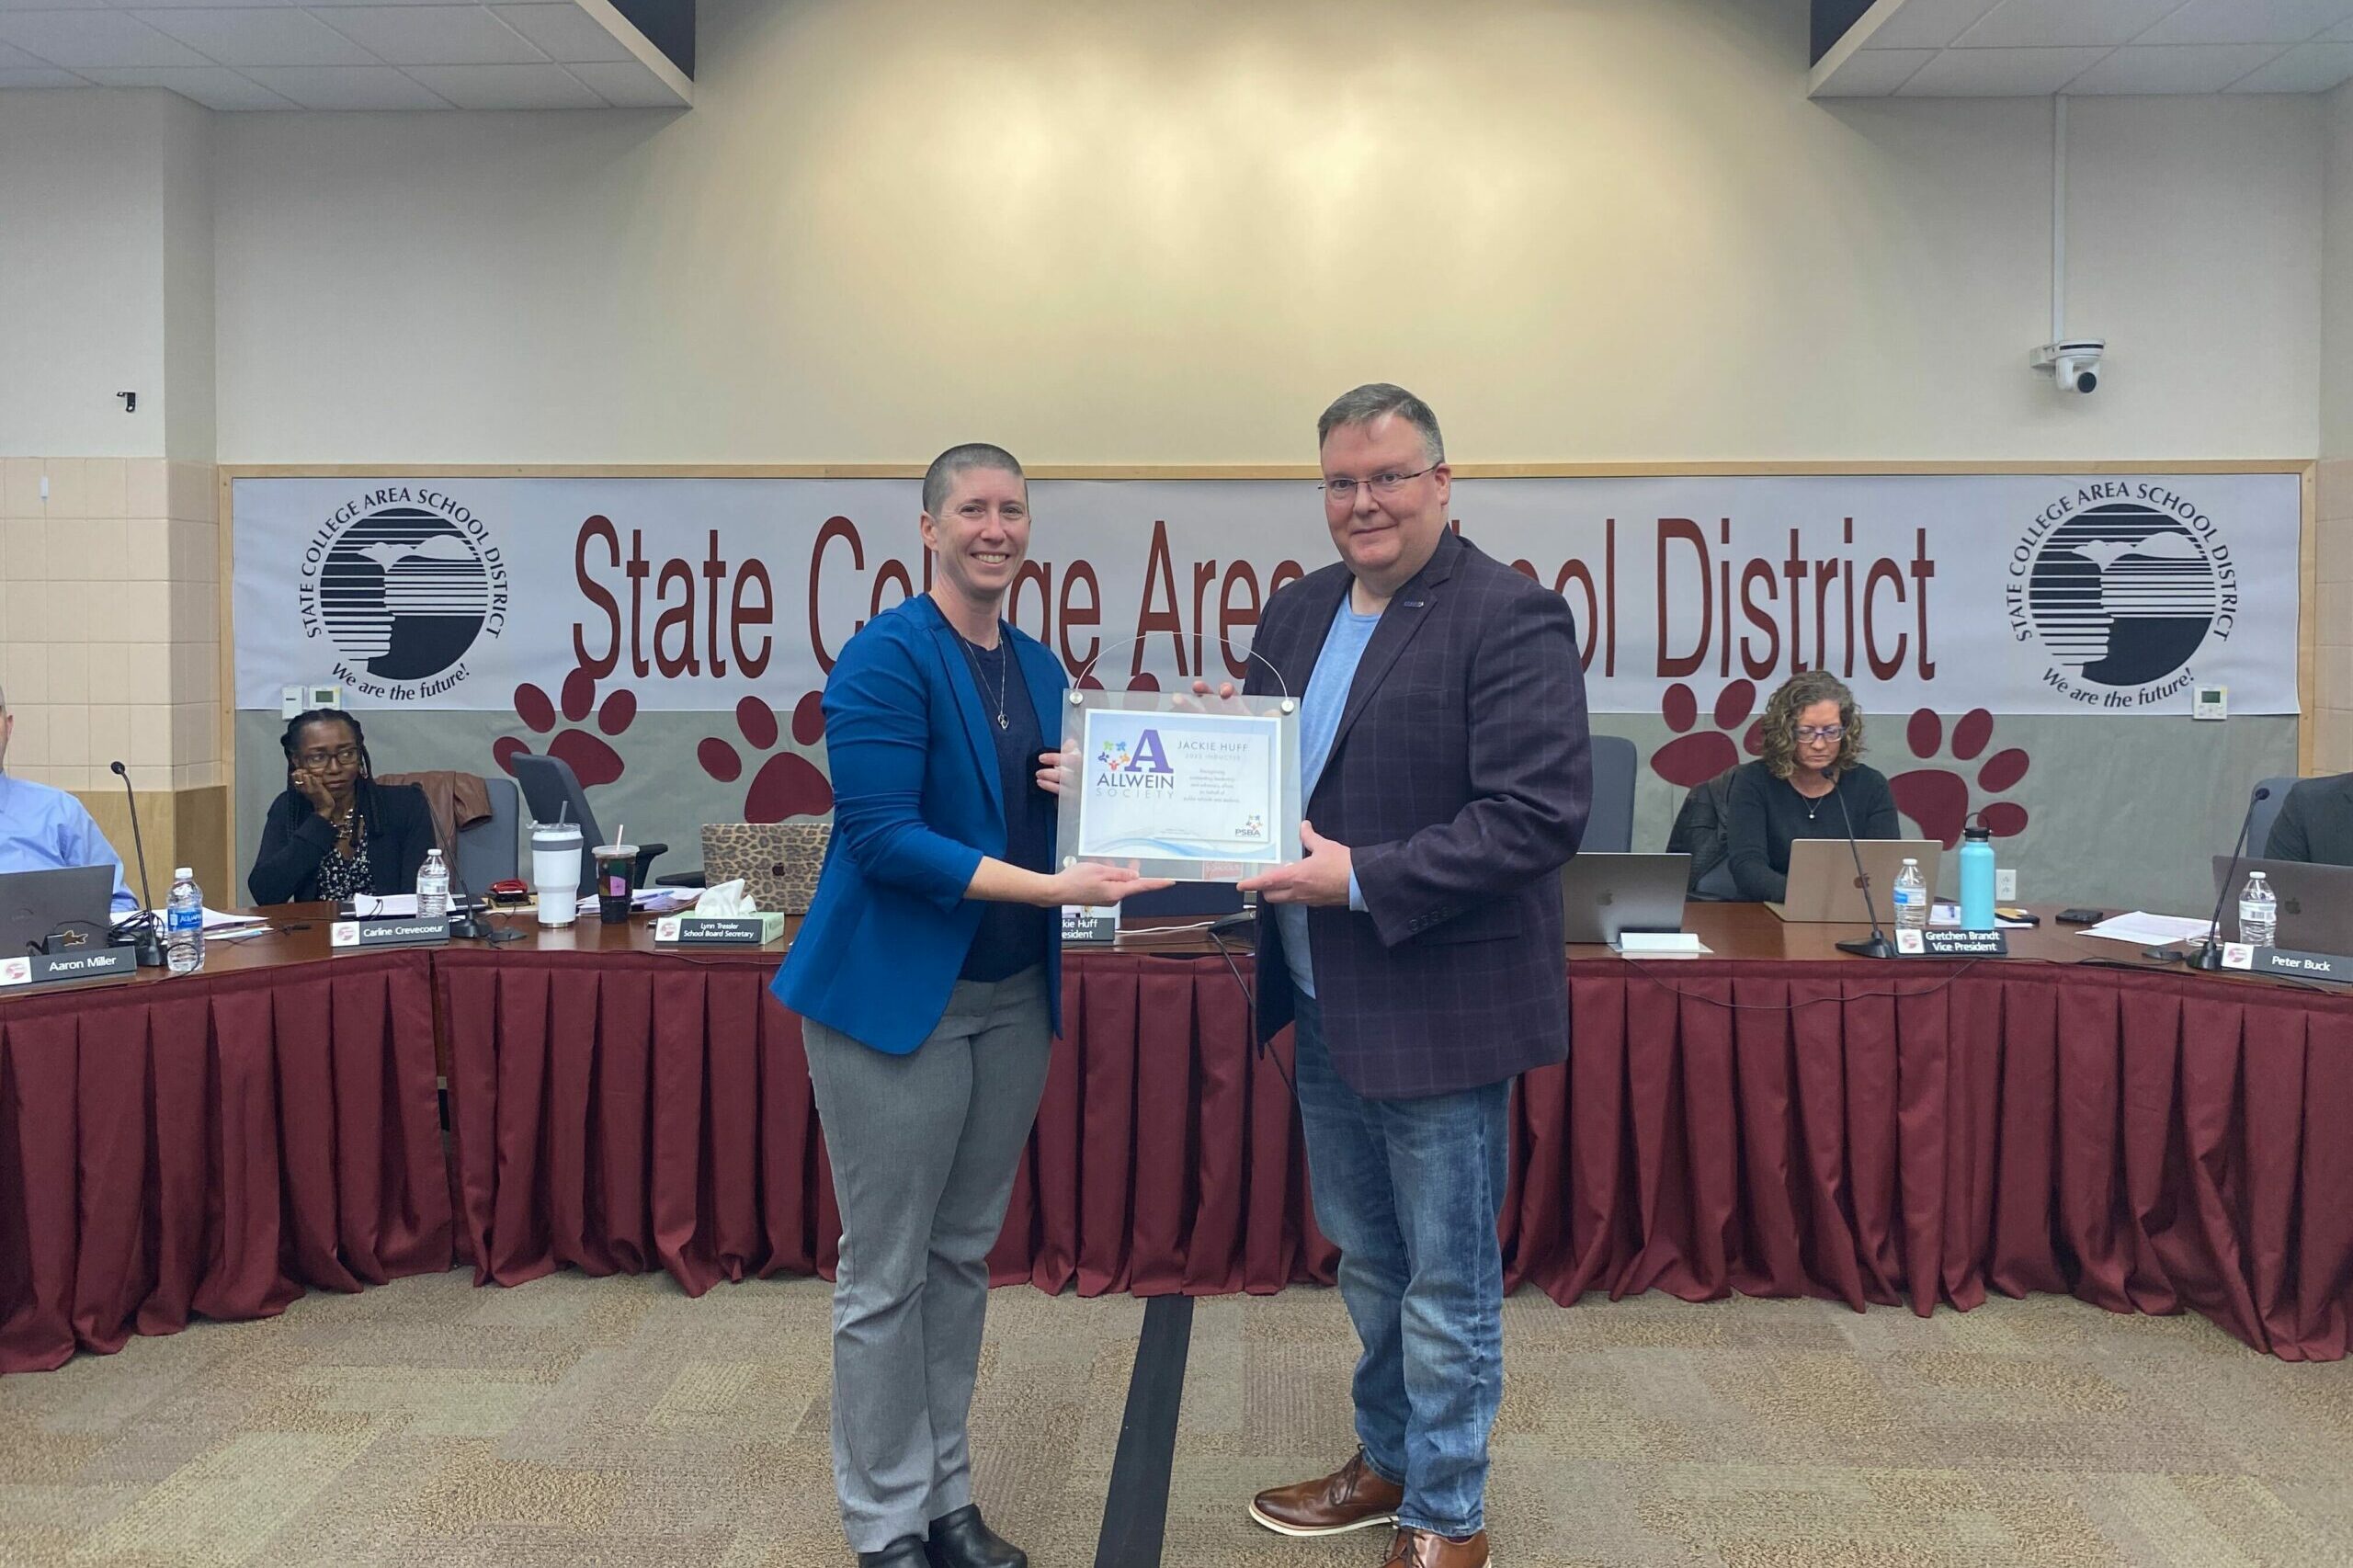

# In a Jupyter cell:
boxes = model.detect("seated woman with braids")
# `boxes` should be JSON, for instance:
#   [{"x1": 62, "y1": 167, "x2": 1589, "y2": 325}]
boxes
[{"x1": 248, "y1": 709, "x2": 435, "y2": 904}]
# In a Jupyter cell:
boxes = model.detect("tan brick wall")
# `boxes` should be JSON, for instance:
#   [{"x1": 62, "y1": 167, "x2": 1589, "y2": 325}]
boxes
[{"x1": 3, "y1": 456, "x2": 230, "y2": 898}]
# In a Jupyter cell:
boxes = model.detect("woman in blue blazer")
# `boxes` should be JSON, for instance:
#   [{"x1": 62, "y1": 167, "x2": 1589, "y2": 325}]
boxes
[{"x1": 773, "y1": 445, "x2": 1164, "y2": 1568}]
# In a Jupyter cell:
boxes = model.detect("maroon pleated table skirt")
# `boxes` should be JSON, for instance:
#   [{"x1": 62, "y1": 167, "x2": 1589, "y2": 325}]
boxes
[
  {"x1": 0, "y1": 953, "x2": 452, "y2": 1373},
  {"x1": 438, "y1": 947, "x2": 2353, "y2": 1362}
]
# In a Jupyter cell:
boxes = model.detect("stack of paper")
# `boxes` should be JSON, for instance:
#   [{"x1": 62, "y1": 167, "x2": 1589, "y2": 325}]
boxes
[{"x1": 2076, "y1": 912, "x2": 2214, "y2": 947}]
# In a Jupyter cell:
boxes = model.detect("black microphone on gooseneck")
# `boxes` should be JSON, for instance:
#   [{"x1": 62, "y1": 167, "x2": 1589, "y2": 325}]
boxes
[
  {"x1": 2187, "y1": 785, "x2": 2271, "y2": 971},
  {"x1": 1832, "y1": 790, "x2": 1897, "y2": 960},
  {"x1": 108, "y1": 760, "x2": 165, "y2": 968}
]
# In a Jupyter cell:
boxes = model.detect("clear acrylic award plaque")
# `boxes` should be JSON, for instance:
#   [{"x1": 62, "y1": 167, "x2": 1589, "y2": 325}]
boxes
[{"x1": 1053, "y1": 687, "x2": 1302, "y2": 883}]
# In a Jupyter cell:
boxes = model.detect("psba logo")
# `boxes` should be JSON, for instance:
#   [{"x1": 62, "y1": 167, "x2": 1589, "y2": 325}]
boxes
[
  {"x1": 2006, "y1": 484, "x2": 2236, "y2": 709},
  {"x1": 298, "y1": 488, "x2": 509, "y2": 701}
]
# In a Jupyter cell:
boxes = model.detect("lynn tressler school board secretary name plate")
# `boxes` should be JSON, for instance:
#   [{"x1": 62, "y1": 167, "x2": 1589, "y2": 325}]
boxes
[{"x1": 1056, "y1": 689, "x2": 1302, "y2": 882}]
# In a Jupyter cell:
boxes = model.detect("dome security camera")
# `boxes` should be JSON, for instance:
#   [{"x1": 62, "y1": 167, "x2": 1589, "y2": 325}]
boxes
[{"x1": 2032, "y1": 339, "x2": 2104, "y2": 395}]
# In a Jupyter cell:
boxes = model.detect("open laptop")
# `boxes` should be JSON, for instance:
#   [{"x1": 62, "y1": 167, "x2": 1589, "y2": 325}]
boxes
[
  {"x1": 0, "y1": 866, "x2": 116, "y2": 958},
  {"x1": 1560, "y1": 852, "x2": 1690, "y2": 945},
  {"x1": 2211, "y1": 856, "x2": 2353, "y2": 957},
  {"x1": 1768, "y1": 837, "x2": 1939, "y2": 923}
]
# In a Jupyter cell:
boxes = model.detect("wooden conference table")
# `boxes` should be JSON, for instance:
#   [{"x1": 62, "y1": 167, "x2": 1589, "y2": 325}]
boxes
[{"x1": 4, "y1": 902, "x2": 2348, "y2": 1373}]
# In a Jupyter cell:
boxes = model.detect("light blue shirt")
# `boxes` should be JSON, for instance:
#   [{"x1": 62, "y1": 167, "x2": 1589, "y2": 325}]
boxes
[
  {"x1": 0, "y1": 774, "x2": 139, "y2": 915},
  {"x1": 1279, "y1": 595, "x2": 1381, "y2": 1000}
]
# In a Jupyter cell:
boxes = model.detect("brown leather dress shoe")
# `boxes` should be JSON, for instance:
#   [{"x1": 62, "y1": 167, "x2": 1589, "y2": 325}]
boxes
[
  {"x1": 1383, "y1": 1526, "x2": 1491, "y2": 1568},
  {"x1": 1247, "y1": 1449, "x2": 1404, "y2": 1537}
]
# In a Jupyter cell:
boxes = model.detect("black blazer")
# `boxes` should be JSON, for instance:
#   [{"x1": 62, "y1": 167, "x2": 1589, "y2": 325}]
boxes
[
  {"x1": 1245, "y1": 528, "x2": 1592, "y2": 1100},
  {"x1": 2265, "y1": 773, "x2": 2353, "y2": 867},
  {"x1": 248, "y1": 780, "x2": 435, "y2": 904}
]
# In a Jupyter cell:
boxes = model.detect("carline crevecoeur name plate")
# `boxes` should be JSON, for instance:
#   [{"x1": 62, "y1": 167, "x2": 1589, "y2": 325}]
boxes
[
  {"x1": 1056, "y1": 689, "x2": 1302, "y2": 883},
  {"x1": 330, "y1": 917, "x2": 450, "y2": 950}
]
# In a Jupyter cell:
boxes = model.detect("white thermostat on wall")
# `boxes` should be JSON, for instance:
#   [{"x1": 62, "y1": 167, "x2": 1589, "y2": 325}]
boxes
[
  {"x1": 283, "y1": 684, "x2": 344, "y2": 718},
  {"x1": 2192, "y1": 685, "x2": 2227, "y2": 722}
]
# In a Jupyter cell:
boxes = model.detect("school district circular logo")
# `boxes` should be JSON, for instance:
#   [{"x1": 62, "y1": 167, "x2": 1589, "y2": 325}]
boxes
[
  {"x1": 298, "y1": 487, "x2": 508, "y2": 701},
  {"x1": 2006, "y1": 484, "x2": 2236, "y2": 706}
]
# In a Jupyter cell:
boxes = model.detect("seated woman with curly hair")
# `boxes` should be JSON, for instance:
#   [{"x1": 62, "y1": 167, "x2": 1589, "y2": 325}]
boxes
[{"x1": 1724, "y1": 670, "x2": 1899, "y2": 903}]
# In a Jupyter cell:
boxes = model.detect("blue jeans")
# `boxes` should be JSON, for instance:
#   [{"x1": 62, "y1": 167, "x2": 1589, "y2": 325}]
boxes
[{"x1": 1289, "y1": 990, "x2": 1511, "y2": 1539}]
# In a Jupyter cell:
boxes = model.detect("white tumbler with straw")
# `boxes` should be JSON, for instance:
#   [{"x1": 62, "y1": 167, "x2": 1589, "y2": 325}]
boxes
[{"x1": 531, "y1": 816, "x2": 584, "y2": 926}]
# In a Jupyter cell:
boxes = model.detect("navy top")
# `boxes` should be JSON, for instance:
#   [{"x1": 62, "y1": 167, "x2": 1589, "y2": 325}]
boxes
[
  {"x1": 956, "y1": 632, "x2": 1053, "y2": 981},
  {"x1": 1724, "y1": 758, "x2": 1900, "y2": 903}
]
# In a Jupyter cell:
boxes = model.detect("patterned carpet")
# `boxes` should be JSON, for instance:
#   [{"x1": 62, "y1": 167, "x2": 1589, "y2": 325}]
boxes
[{"x1": 2, "y1": 1269, "x2": 2347, "y2": 1567}]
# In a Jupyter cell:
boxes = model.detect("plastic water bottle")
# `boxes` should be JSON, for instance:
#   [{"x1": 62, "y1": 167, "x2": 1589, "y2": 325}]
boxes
[
  {"x1": 1958, "y1": 825, "x2": 1996, "y2": 932},
  {"x1": 1893, "y1": 858, "x2": 1928, "y2": 935},
  {"x1": 165, "y1": 868, "x2": 204, "y2": 974},
  {"x1": 2238, "y1": 870, "x2": 2277, "y2": 949},
  {"x1": 417, "y1": 848, "x2": 450, "y2": 923}
]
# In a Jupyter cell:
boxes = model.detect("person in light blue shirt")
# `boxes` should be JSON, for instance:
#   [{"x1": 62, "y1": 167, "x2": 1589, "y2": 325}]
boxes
[{"x1": 0, "y1": 687, "x2": 140, "y2": 915}]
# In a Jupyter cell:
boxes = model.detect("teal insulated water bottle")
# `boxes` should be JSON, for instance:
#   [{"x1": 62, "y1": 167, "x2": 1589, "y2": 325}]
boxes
[{"x1": 1959, "y1": 824, "x2": 1995, "y2": 931}]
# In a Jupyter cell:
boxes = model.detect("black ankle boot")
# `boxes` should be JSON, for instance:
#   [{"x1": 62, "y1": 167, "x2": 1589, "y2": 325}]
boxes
[
  {"x1": 858, "y1": 1536, "x2": 928, "y2": 1568},
  {"x1": 923, "y1": 1506, "x2": 1027, "y2": 1568}
]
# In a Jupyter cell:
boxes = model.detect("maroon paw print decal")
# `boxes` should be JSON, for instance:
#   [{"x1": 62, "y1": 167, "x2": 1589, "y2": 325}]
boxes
[
  {"x1": 1889, "y1": 709, "x2": 2029, "y2": 849},
  {"x1": 699, "y1": 694, "x2": 834, "y2": 822},
  {"x1": 494, "y1": 668, "x2": 635, "y2": 787},
  {"x1": 1650, "y1": 680, "x2": 1765, "y2": 790}
]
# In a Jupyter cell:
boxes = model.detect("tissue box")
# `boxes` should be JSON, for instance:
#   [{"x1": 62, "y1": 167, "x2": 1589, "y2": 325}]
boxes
[{"x1": 654, "y1": 913, "x2": 787, "y2": 947}]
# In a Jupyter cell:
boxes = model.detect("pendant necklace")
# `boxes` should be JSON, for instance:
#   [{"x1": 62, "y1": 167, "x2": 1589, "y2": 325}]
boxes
[{"x1": 959, "y1": 631, "x2": 1010, "y2": 731}]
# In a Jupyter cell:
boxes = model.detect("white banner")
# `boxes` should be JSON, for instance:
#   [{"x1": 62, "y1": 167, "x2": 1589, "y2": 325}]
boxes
[{"x1": 232, "y1": 472, "x2": 2302, "y2": 716}]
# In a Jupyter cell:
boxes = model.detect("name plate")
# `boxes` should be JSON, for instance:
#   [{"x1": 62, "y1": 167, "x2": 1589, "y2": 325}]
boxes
[
  {"x1": 654, "y1": 914, "x2": 785, "y2": 946},
  {"x1": 1895, "y1": 928, "x2": 2010, "y2": 958},
  {"x1": 2221, "y1": 945, "x2": 2350, "y2": 983},
  {"x1": 330, "y1": 917, "x2": 450, "y2": 950},
  {"x1": 1061, "y1": 905, "x2": 1119, "y2": 945},
  {"x1": 0, "y1": 947, "x2": 141, "y2": 990}
]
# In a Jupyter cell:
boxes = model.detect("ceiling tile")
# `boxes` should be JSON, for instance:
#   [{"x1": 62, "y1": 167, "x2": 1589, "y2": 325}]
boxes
[
  {"x1": 112, "y1": 0, "x2": 303, "y2": 9},
  {"x1": 239, "y1": 61, "x2": 445, "y2": 104},
  {"x1": 402, "y1": 59, "x2": 594, "y2": 106},
  {"x1": 2064, "y1": 42, "x2": 2290, "y2": 92},
  {"x1": 0, "y1": 35, "x2": 45, "y2": 61},
  {"x1": 564, "y1": 56, "x2": 678, "y2": 107},
  {"x1": 0, "y1": 0, "x2": 107, "y2": 12},
  {"x1": 0, "y1": 9, "x2": 209, "y2": 67},
  {"x1": 1896, "y1": 44, "x2": 2111, "y2": 93},
  {"x1": 2139, "y1": 0, "x2": 2353, "y2": 47},
  {"x1": 82, "y1": 61, "x2": 293, "y2": 104},
  {"x1": 131, "y1": 7, "x2": 376, "y2": 65},
  {"x1": 491, "y1": 4, "x2": 628, "y2": 63},
  {"x1": 1813, "y1": 47, "x2": 1938, "y2": 95},
  {"x1": 0, "y1": 62, "x2": 85, "y2": 82},
  {"x1": 1956, "y1": 0, "x2": 2185, "y2": 49},
  {"x1": 2327, "y1": 17, "x2": 2353, "y2": 40},
  {"x1": 2225, "y1": 39, "x2": 2353, "y2": 87},
  {"x1": 1859, "y1": 0, "x2": 2001, "y2": 51},
  {"x1": 313, "y1": 6, "x2": 540, "y2": 64}
]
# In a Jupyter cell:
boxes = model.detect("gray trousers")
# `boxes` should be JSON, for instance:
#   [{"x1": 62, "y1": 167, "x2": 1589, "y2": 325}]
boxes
[{"x1": 801, "y1": 966, "x2": 1052, "y2": 1552}]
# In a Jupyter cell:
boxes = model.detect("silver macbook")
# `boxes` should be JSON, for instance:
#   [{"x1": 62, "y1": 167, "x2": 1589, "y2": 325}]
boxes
[
  {"x1": 1560, "y1": 853, "x2": 1690, "y2": 946},
  {"x1": 2211, "y1": 857, "x2": 2353, "y2": 957},
  {"x1": 1768, "y1": 837, "x2": 1940, "y2": 924}
]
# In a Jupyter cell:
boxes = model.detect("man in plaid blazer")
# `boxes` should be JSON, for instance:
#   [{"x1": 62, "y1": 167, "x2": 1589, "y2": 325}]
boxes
[{"x1": 1239, "y1": 385, "x2": 1590, "y2": 1568}]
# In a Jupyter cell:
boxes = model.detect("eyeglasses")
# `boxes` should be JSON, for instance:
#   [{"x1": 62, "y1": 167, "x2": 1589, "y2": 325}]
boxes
[
  {"x1": 1792, "y1": 725, "x2": 1846, "y2": 744},
  {"x1": 296, "y1": 745, "x2": 360, "y2": 768},
  {"x1": 1320, "y1": 465, "x2": 1438, "y2": 501}
]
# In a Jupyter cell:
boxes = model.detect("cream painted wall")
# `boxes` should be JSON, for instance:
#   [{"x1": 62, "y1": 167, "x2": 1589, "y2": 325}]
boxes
[
  {"x1": 210, "y1": 0, "x2": 2324, "y2": 467},
  {"x1": 0, "y1": 89, "x2": 210, "y2": 459}
]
